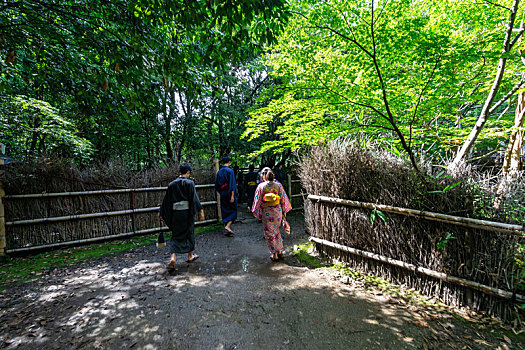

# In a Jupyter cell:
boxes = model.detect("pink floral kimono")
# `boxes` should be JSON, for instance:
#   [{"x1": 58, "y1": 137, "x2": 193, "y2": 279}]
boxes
[{"x1": 252, "y1": 181, "x2": 292, "y2": 255}]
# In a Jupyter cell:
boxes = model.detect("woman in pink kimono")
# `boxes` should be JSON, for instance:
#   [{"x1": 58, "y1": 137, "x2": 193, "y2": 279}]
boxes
[{"x1": 252, "y1": 168, "x2": 292, "y2": 261}]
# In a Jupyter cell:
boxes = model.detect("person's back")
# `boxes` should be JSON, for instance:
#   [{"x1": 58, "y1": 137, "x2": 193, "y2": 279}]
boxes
[
  {"x1": 245, "y1": 165, "x2": 258, "y2": 210},
  {"x1": 215, "y1": 156, "x2": 238, "y2": 235},
  {"x1": 273, "y1": 166, "x2": 284, "y2": 183}
]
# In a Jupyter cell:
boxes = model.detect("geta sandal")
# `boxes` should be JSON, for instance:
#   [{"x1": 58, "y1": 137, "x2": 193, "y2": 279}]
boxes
[{"x1": 186, "y1": 255, "x2": 199, "y2": 263}]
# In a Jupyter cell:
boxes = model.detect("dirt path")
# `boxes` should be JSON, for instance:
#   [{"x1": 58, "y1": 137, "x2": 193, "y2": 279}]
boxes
[{"x1": 0, "y1": 211, "x2": 520, "y2": 349}]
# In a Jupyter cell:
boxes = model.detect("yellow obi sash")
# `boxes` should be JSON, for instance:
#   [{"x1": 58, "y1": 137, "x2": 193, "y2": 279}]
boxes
[
  {"x1": 263, "y1": 193, "x2": 280, "y2": 206},
  {"x1": 247, "y1": 181, "x2": 257, "y2": 186}
]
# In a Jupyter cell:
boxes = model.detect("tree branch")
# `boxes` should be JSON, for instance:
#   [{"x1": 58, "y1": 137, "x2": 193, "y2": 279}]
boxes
[
  {"x1": 489, "y1": 75, "x2": 525, "y2": 114},
  {"x1": 509, "y1": 27, "x2": 525, "y2": 49},
  {"x1": 483, "y1": 0, "x2": 512, "y2": 11},
  {"x1": 409, "y1": 57, "x2": 441, "y2": 148}
]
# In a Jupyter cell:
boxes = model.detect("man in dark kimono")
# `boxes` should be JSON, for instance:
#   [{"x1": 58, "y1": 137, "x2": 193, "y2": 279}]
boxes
[
  {"x1": 215, "y1": 156, "x2": 237, "y2": 236},
  {"x1": 244, "y1": 164, "x2": 258, "y2": 212},
  {"x1": 160, "y1": 163, "x2": 205, "y2": 269},
  {"x1": 273, "y1": 164, "x2": 284, "y2": 183}
]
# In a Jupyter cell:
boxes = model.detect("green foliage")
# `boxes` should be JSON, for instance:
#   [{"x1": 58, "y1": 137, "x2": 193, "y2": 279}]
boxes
[
  {"x1": 292, "y1": 242, "x2": 326, "y2": 268},
  {"x1": 0, "y1": 95, "x2": 93, "y2": 162},
  {"x1": 437, "y1": 232, "x2": 456, "y2": 250},
  {"x1": 0, "y1": 0, "x2": 289, "y2": 166},
  {"x1": 244, "y1": 0, "x2": 524, "y2": 163},
  {"x1": 370, "y1": 209, "x2": 388, "y2": 225}
]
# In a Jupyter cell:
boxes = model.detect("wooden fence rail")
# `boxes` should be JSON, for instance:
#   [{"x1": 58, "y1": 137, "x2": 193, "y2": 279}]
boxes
[
  {"x1": 2, "y1": 185, "x2": 219, "y2": 254},
  {"x1": 5, "y1": 201, "x2": 217, "y2": 226},
  {"x1": 308, "y1": 194, "x2": 524, "y2": 237},
  {"x1": 2, "y1": 185, "x2": 215, "y2": 199},
  {"x1": 308, "y1": 194, "x2": 525, "y2": 302},
  {"x1": 310, "y1": 237, "x2": 525, "y2": 302}
]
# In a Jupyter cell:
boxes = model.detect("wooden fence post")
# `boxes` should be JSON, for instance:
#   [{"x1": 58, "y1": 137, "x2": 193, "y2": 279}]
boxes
[
  {"x1": 0, "y1": 158, "x2": 5, "y2": 256},
  {"x1": 130, "y1": 190, "x2": 136, "y2": 233},
  {"x1": 213, "y1": 159, "x2": 222, "y2": 222}
]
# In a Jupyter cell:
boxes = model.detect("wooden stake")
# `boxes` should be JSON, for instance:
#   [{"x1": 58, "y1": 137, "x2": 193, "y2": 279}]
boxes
[
  {"x1": 0, "y1": 157, "x2": 5, "y2": 256},
  {"x1": 287, "y1": 174, "x2": 293, "y2": 207}
]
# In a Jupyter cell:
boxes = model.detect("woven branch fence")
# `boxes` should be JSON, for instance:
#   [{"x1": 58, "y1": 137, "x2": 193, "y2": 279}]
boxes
[
  {"x1": 300, "y1": 140, "x2": 525, "y2": 321},
  {"x1": 0, "y1": 161, "x2": 218, "y2": 254}
]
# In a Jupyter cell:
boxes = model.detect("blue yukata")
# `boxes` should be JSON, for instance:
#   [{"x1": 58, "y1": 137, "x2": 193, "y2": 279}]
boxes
[{"x1": 215, "y1": 165, "x2": 238, "y2": 223}]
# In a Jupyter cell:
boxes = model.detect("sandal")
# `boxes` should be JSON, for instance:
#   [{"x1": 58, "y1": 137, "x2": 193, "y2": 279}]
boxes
[
  {"x1": 166, "y1": 262, "x2": 176, "y2": 270},
  {"x1": 186, "y1": 254, "x2": 199, "y2": 263},
  {"x1": 270, "y1": 255, "x2": 279, "y2": 262},
  {"x1": 224, "y1": 228, "x2": 235, "y2": 237}
]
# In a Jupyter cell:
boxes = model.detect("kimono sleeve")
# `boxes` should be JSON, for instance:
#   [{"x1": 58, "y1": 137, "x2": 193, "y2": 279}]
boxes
[
  {"x1": 251, "y1": 183, "x2": 264, "y2": 220},
  {"x1": 160, "y1": 184, "x2": 174, "y2": 228},
  {"x1": 191, "y1": 181, "x2": 203, "y2": 213},
  {"x1": 278, "y1": 183, "x2": 292, "y2": 214},
  {"x1": 227, "y1": 168, "x2": 237, "y2": 193}
]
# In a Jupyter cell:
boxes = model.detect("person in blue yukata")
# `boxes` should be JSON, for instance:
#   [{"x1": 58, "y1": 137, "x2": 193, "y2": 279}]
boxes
[{"x1": 215, "y1": 156, "x2": 237, "y2": 236}]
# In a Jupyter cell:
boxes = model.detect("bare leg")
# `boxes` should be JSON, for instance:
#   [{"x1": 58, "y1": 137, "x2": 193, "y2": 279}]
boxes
[{"x1": 187, "y1": 251, "x2": 193, "y2": 261}]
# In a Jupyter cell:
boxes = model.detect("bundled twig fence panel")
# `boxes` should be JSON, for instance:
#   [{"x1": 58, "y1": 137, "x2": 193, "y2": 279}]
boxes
[
  {"x1": 300, "y1": 140, "x2": 525, "y2": 321},
  {"x1": 1, "y1": 162, "x2": 219, "y2": 253},
  {"x1": 308, "y1": 195, "x2": 524, "y2": 237},
  {"x1": 3, "y1": 186, "x2": 218, "y2": 252}
]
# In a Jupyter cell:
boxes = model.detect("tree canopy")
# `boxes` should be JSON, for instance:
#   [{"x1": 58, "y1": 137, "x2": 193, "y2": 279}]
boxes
[
  {"x1": 1, "y1": 0, "x2": 524, "y2": 173},
  {"x1": 0, "y1": 0, "x2": 288, "y2": 165},
  {"x1": 244, "y1": 0, "x2": 525, "y2": 172}
]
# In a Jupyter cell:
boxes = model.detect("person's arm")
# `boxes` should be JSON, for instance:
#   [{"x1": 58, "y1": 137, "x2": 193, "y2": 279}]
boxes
[
  {"x1": 279, "y1": 183, "x2": 292, "y2": 215},
  {"x1": 191, "y1": 181, "x2": 204, "y2": 220},
  {"x1": 229, "y1": 169, "x2": 236, "y2": 203}
]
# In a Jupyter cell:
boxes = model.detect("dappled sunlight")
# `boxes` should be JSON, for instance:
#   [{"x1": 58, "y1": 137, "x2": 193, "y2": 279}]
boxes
[{"x1": 0, "y1": 213, "x2": 503, "y2": 349}]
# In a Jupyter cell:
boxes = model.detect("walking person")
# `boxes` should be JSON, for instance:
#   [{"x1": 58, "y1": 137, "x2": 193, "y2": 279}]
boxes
[
  {"x1": 245, "y1": 164, "x2": 258, "y2": 211},
  {"x1": 273, "y1": 164, "x2": 284, "y2": 183},
  {"x1": 215, "y1": 156, "x2": 237, "y2": 236},
  {"x1": 160, "y1": 163, "x2": 205, "y2": 269},
  {"x1": 252, "y1": 168, "x2": 292, "y2": 261}
]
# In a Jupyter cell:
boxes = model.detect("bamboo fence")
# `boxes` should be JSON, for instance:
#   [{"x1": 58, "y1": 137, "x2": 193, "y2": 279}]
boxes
[
  {"x1": 2, "y1": 185, "x2": 219, "y2": 253},
  {"x1": 308, "y1": 196, "x2": 525, "y2": 303},
  {"x1": 300, "y1": 140, "x2": 525, "y2": 320}
]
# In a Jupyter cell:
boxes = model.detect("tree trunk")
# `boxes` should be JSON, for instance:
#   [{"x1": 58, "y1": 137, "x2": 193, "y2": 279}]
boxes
[
  {"x1": 29, "y1": 116, "x2": 41, "y2": 153},
  {"x1": 163, "y1": 85, "x2": 173, "y2": 163},
  {"x1": 502, "y1": 79, "x2": 525, "y2": 175},
  {"x1": 450, "y1": 0, "x2": 521, "y2": 170}
]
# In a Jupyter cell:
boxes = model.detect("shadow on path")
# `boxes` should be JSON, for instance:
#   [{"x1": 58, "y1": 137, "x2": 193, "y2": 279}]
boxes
[{"x1": 0, "y1": 212, "x2": 516, "y2": 349}]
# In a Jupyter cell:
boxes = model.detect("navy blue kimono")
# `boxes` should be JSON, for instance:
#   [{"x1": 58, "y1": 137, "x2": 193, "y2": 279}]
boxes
[{"x1": 215, "y1": 165, "x2": 237, "y2": 223}]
